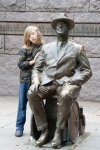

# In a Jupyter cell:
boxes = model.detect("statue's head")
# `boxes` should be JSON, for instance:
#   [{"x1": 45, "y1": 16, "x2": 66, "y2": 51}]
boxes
[
  {"x1": 55, "y1": 21, "x2": 70, "y2": 36},
  {"x1": 51, "y1": 13, "x2": 75, "y2": 32}
]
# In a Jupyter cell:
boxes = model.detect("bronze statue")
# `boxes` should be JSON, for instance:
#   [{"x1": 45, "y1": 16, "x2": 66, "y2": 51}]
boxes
[{"x1": 27, "y1": 13, "x2": 92, "y2": 148}]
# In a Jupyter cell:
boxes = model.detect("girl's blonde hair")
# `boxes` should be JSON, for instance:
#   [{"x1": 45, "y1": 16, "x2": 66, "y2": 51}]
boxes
[{"x1": 24, "y1": 26, "x2": 43, "y2": 50}]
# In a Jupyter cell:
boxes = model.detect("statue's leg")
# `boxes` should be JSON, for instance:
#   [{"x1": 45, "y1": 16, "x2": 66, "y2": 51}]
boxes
[
  {"x1": 30, "y1": 112, "x2": 41, "y2": 140},
  {"x1": 28, "y1": 83, "x2": 57, "y2": 146},
  {"x1": 56, "y1": 84, "x2": 81, "y2": 129},
  {"x1": 30, "y1": 112, "x2": 34, "y2": 137},
  {"x1": 27, "y1": 85, "x2": 51, "y2": 131},
  {"x1": 52, "y1": 84, "x2": 81, "y2": 147},
  {"x1": 56, "y1": 94, "x2": 72, "y2": 129}
]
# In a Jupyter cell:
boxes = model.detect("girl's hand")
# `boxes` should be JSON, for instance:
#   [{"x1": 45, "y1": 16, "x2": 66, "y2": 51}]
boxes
[
  {"x1": 30, "y1": 52, "x2": 40, "y2": 65},
  {"x1": 34, "y1": 52, "x2": 40, "y2": 62}
]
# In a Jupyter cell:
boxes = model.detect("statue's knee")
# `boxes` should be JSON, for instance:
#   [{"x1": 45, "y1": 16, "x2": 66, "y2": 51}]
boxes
[
  {"x1": 60, "y1": 89, "x2": 73, "y2": 105},
  {"x1": 61, "y1": 89, "x2": 70, "y2": 98}
]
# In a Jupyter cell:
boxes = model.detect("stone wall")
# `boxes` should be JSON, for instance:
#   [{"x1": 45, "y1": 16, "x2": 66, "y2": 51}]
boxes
[{"x1": 0, "y1": 0, "x2": 100, "y2": 101}]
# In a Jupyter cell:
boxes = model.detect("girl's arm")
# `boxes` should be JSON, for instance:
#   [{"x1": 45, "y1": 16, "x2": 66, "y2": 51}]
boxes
[
  {"x1": 18, "y1": 48, "x2": 40, "y2": 70},
  {"x1": 18, "y1": 48, "x2": 30, "y2": 70}
]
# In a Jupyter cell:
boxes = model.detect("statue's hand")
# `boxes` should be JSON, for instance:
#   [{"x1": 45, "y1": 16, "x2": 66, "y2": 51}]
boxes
[
  {"x1": 64, "y1": 78, "x2": 75, "y2": 86},
  {"x1": 29, "y1": 83, "x2": 40, "y2": 92},
  {"x1": 62, "y1": 80, "x2": 75, "y2": 97}
]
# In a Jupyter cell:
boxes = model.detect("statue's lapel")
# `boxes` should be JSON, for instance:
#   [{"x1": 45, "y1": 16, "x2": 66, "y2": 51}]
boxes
[
  {"x1": 58, "y1": 40, "x2": 74, "y2": 61},
  {"x1": 50, "y1": 41, "x2": 58, "y2": 61},
  {"x1": 49, "y1": 40, "x2": 74, "y2": 62},
  {"x1": 58, "y1": 42, "x2": 66, "y2": 61}
]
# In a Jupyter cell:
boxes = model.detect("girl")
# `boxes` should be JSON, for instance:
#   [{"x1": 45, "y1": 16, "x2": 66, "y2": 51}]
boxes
[{"x1": 15, "y1": 26, "x2": 43, "y2": 137}]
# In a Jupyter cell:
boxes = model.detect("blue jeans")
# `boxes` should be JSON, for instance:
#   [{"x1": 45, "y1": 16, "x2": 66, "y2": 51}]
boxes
[{"x1": 16, "y1": 82, "x2": 30, "y2": 131}]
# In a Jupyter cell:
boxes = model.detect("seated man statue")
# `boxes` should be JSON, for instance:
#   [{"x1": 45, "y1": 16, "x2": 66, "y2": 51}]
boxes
[{"x1": 27, "y1": 13, "x2": 92, "y2": 148}]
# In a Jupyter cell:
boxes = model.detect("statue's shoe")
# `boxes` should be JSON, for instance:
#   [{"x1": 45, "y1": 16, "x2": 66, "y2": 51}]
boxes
[
  {"x1": 36, "y1": 128, "x2": 49, "y2": 147},
  {"x1": 51, "y1": 129, "x2": 62, "y2": 148}
]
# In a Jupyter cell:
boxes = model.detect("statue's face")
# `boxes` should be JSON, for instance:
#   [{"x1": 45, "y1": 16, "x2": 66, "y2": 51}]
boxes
[{"x1": 56, "y1": 21, "x2": 69, "y2": 35}]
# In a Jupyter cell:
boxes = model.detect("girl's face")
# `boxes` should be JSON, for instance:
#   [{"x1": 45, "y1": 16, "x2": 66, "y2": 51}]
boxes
[{"x1": 29, "y1": 30, "x2": 37, "y2": 44}]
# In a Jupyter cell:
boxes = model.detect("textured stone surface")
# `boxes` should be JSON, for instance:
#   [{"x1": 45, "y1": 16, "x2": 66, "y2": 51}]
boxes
[
  {"x1": 0, "y1": 54, "x2": 19, "y2": 96},
  {"x1": 5, "y1": 36, "x2": 23, "y2": 54},
  {"x1": 0, "y1": 35, "x2": 4, "y2": 53},
  {"x1": 43, "y1": 36, "x2": 56, "y2": 44},
  {"x1": 89, "y1": 0, "x2": 100, "y2": 11},
  {"x1": 73, "y1": 37, "x2": 100, "y2": 57},
  {"x1": 5, "y1": 12, "x2": 74, "y2": 22},
  {"x1": 4, "y1": 11, "x2": 100, "y2": 22},
  {"x1": 0, "y1": 12, "x2": 6, "y2": 21},
  {"x1": 26, "y1": 0, "x2": 89, "y2": 12},
  {"x1": 0, "y1": 0, "x2": 25, "y2": 11},
  {"x1": 5, "y1": 35, "x2": 56, "y2": 55},
  {"x1": 74, "y1": 12, "x2": 100, "y2": 22},
  {"x1": 78, "y1": 58, "x2": 100, "y2": 102}
]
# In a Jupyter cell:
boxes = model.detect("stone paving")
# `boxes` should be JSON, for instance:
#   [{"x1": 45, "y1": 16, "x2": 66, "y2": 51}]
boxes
[{"x1": 0, "y1": 96, "x2": 100, "y2": 150}]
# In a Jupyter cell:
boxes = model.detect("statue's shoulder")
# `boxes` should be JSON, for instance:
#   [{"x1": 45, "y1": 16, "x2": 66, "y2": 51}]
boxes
[
  {"x1": 69, "y1": 40, "x2": 83, "y2": 51},
  {"x1": 69, "y1": 40, "x2": 84, "y2": 54},
  {"x1": 42, "y1": 41, "x2": 56, "y2": 50},
  {"x1": 74, "y1": 43, "x2": 82, "y2": 50}
]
